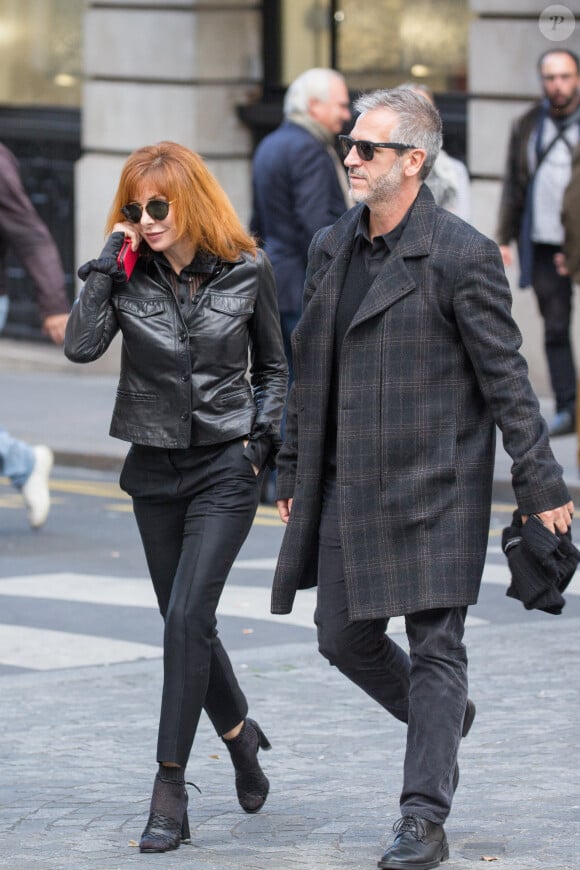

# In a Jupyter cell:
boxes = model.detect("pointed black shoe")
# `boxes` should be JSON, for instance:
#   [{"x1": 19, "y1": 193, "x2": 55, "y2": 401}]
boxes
[
  {"x1": 377, "y1": 816, "x2": 449, "y2": 869},
  {"x1": 139, "y1": 766, "x2": 191, "y2": 853},
  {"x1": 222, "y1": 718, "x2": 271, "y2": 813}
]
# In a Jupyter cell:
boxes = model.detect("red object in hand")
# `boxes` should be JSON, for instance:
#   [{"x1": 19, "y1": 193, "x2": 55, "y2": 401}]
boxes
[{"x1": 117, "y1": 236, "x2": 139, "y2": 279}]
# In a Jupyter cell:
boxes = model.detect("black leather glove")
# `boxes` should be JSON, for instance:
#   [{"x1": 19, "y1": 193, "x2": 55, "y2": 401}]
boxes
[{"x1": 77, "y1": 256, "x2": 127, "y2": 284}]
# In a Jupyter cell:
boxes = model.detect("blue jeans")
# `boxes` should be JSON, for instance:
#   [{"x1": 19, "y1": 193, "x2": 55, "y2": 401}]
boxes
[
  {"x1": 0, "y1": 294, "x2": 9, "y2": 332},
  {"x1": 0, "y1": 296, "x2": 35, "y2": 488},
  {"x1": 0, "y1": 429, "x2": 35, "y2": 489}
]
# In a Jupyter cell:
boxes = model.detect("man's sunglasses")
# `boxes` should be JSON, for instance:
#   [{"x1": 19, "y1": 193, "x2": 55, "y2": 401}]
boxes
[
  {"x1": 338, "y1": 135, "x2": 417, "y2": 161},
  {"x1": 121, "y1": 199, "x2": 175, "y2": 223}
]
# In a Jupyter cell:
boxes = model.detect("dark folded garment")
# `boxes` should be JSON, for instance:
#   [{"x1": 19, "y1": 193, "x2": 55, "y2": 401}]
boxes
[{"x1": 501, "y1": 509, "x2": 580, "y2": 614}]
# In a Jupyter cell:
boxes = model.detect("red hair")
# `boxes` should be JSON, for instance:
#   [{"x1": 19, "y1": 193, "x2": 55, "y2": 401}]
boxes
[{"x1": 106, "y1": 141, "x2": 256, "y2": 260}]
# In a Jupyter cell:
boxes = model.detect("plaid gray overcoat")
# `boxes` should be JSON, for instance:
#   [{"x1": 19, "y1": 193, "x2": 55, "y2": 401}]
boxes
[{"x1": 272, "y1": 185, "x2": 570, "y2": 620}]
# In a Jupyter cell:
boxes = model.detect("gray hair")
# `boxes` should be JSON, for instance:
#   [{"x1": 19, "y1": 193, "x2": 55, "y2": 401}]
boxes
[
  {"x1": 284, "y1": 68, "x2": 346, "y2": 116},
  {"x1": 398, "y1": 81, "x2": 434, "y2": 103},
  {"x1": 353, "y1": 87, "x2": 443, "y2": 179}
]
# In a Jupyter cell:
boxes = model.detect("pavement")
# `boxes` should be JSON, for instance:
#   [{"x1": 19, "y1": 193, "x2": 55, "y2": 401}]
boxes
[{"x1": 1, "y1": 335, "x2": 580, "y2": 870}]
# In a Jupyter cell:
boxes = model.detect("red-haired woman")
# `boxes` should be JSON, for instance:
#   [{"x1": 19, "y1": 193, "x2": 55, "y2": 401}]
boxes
[{"x1": 65, "y1": 142, "x2": 287, "y2": 853}]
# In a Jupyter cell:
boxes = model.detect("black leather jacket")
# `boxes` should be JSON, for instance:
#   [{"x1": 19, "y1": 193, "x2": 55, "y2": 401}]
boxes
[{"x1": 65, "y1": 233, "x2": 288, "y2": 469}]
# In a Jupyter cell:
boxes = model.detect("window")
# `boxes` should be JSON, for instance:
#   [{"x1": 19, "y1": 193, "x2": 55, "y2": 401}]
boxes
[
  {"x1": 279, "y1": 0, "x2": 472, "y2": 93},
  {"x1": 0, "y1": 0, "x2": 82, "y2": 107}
]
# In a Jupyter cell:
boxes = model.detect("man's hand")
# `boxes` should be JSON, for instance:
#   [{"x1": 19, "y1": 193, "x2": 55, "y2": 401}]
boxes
[
  {"x1": 553, "y1": 251, "x2": 569, "y2": 277},
  {"x1": 499, "y1": 244, "x2": 513, "y2": 268},
  {"x1": 277, "y1": 497, "x2": 293, "y2": 524},
  {"x1": 42, "y1": 313, "x2": 69, "y2": 345},
  {"x1": 522, "y1": 501, "x2": 574, "y2": 535}
]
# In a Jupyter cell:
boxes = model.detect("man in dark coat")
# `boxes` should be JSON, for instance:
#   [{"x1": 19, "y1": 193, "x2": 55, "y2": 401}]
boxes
[
  {"x1": 251, "y1": 68, "x2": 351, "y2": 504},
  {"x1": 272, "y1": 87, "x2": 574, "y2": 870},
  {"x1": 250, "y1": 67, "x2": 351, "y2": 386}
]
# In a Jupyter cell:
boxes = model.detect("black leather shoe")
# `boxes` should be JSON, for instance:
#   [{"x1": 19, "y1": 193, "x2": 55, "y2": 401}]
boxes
[{"x1": 377, "y1": 816, "x2": 449, "y2": 869}]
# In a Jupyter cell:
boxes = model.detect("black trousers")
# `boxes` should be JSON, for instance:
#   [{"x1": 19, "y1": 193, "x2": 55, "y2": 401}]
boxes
[
  {"x1": 120, "y1": 438, "x2": 261, "y2": 767},
  {"x1": 532, "y1": 243, "x2": 576, "y2": 413},
  {"x1": 316, "y1": 478, "x2": 468, "y2": 825}
]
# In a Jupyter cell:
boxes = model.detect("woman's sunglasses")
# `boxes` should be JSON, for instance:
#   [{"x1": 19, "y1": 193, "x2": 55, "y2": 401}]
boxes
[
  {"x1": 338, "y1": 135, "x2": 417, "y2": 161},
  {"x1": 121, "y1": 199, "x2": 175, "y2": 223}
]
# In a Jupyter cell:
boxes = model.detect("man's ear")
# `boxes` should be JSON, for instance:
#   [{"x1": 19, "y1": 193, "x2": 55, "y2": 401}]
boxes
[
  {"x1": 404, "y1": 149, "x2": 427, "y2": 178},
  {"x1": 307, "y1": 96, "x2": 322, "y2": 120}
]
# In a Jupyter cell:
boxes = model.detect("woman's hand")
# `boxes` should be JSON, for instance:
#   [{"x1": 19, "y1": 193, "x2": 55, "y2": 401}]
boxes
[
  {"x1": 112, "y1": 222, "x2": 141, "y2": 251},
  {"x1": 242, "y1": 439, "x2": 260, "y2": 476}
]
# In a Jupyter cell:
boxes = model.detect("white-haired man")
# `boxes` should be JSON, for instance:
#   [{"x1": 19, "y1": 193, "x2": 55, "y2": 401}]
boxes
[{"x1": 250, "y1": 68, "x2": 351, "y2": 389}]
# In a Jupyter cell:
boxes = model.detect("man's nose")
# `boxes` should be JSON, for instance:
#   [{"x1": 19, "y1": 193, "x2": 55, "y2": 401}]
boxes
[{"x1": 344, "y1": 148, "x2": 358, "y2": 167}]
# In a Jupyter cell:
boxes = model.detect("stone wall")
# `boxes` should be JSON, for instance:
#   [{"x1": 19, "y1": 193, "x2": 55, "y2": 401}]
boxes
[{"x1": 76, "y1": 0, "x2": 261, "y2": 271}]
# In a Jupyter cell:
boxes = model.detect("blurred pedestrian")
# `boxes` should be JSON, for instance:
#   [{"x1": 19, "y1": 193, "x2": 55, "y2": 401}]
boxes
[
  {"x1": 251, "y1": 67, "x2": 351, "y2": 387},
  {"x1": 0, "y1": 141, "x2": 69, "y2": 528},
  {"x1": 65, "y1": 141, "x2": 287, "y2": 853},
  {"x1": 251, "y1": 67, "x2": 351, "y2": 503},
  {"x1": 497, "y1": 48, "x2": 580, "y2": 436},
  {"x1": 558, "y1": 141, "x2": 580, "y2": 284},
  {"x1": 272, "y1": 87, "x2": 573, "y2": 870}
]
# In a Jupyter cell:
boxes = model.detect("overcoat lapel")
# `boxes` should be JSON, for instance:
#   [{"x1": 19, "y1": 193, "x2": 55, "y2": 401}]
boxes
[
  {"x1": 293, "y1": 184, "x2": 438, "y2": 354},
  {"x1": 350, "y1": 186, "x2": 436, "y2": 329},
  {"x1": 350, "y1": 256, "x2": 415, "y2": 329},
  {"x1": 292, "y1": 225, "x2": 351, "y2": 361}
]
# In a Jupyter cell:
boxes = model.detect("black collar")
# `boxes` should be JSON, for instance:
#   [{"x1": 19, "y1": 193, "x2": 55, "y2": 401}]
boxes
[{"x1": 354, "y1": 200, "x2": 416, "y2": 254}]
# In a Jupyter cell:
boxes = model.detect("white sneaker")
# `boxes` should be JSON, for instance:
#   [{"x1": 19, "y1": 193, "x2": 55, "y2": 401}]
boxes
[{"x1": 21, "y1": 445, "x2": 54, "y2": 529}]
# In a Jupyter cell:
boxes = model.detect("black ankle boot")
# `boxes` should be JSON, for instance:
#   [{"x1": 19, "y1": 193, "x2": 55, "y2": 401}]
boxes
[
  {"x1": 222, "y1": 718, "x2": 271, "y2": 813},
  {"x1": 139, "y1": 765, "x2": 190, "y2": 853}
]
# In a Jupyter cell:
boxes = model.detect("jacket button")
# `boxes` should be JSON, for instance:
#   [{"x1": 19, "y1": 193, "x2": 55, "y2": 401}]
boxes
[
  {"x1": 179, "y1": 332, "x2": 187, "y2": 342},
  {"x1": 181, "y1": 372, "x2": 190, "y2": 382},
  {"x1": 180, "y1": 412, "x2": 189, "y2": 421}
]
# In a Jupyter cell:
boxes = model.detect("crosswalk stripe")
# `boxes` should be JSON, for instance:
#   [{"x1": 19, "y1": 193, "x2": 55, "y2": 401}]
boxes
[
  {"x1": 0, "y1": 574, "x2": 317, "y2": 626},
  {"x1": 0, "y1": 573, "x2": 490, "y2": 672},
  {"x1": 0, "y1": 624, "x2": 161, "y2": 671}
]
